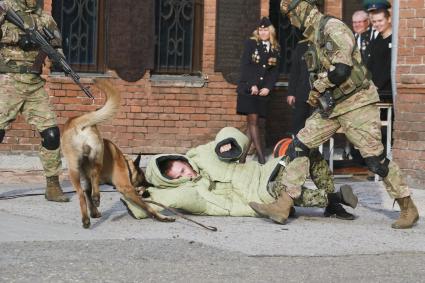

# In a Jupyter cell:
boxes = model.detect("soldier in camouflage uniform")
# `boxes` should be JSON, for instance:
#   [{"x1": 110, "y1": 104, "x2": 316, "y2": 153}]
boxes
[
  {"x1": 250, "y1": 0, "x2": 419, "y2": 229},
  {"x1": 0, "y1": 0, "x2": 68, "y2": 202}
]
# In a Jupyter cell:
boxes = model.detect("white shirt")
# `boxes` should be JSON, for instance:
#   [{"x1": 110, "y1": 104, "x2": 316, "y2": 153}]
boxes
[{"x1": 262, "y1": 41, "x2": 270, "y2": 52}]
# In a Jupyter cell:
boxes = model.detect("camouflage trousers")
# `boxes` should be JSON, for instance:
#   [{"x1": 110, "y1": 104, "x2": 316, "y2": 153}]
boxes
[
  {"x1": 289, "y1": 104, "x2": 409, "y2": 199},
  {"x1": 270, "y1": 150, "x2": 334, "y2": 208},
  {"x1": 0, "y1": 74, "x2": 62, "y2": 177}
]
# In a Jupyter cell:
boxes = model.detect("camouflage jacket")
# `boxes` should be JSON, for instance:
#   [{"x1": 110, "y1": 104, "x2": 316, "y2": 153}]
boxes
[
  {"x1": 0, "y1": 0, "x2": 62, "y2": 82},
  {"x1": 304, "y1": 14, "x2": 379, "y2": 118}
]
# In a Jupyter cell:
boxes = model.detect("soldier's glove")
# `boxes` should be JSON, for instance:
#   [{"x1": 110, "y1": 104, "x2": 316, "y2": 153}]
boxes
[
  {"x1": 18, "y1": 32, "x2": 37, "y2": 51},
  {"x1": 307, "y1": 89, "x2": 321, "y2": 107},
  {"x1": 312, "y1": 72, "x2": 335, "y2": 93}
]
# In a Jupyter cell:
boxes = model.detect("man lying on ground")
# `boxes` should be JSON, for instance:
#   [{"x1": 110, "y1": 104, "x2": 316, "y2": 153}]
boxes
[{"x1": 121, "y1": 127, "x2": 357, "y2": 224}]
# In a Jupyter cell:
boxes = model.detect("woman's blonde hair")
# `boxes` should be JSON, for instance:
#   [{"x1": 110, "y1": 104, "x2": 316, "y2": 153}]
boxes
[{"x1": 250, "y1": 24, "x2": 280, "y2": 51}]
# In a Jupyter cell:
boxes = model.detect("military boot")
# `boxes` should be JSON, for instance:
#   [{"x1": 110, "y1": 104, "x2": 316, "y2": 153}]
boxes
[
  {"x1": 325, "y1": 185, "x2": 357, "y2": 220},
  {"x1": 249, "y1": 191, "x2": 294, "y2": 224},
  {"x1": 392, "y1": 196, "x2": 419, "y2": 229},
  {"x1": 324, "y1": 202, "x2": 355, "y2": 220},
  {"x1": 45, "y1": 176, "x2": 70, "y2": 202},
  {"x1": 327, "y1": 184, "x2": 358, "y2": 209}
]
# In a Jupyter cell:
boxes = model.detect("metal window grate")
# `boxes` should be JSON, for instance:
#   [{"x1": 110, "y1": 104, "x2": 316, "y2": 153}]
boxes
[
  {"x1": 154, "y1": 0, "x2": 203, "y2": 74},
  {"x1": 52, "y1": 0, "x2": 104, "y2": 72}
]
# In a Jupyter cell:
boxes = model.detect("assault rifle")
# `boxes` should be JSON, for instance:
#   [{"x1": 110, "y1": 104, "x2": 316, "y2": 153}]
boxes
[{"x1": 3, "y1": 7, "x2": 94, "y2": 99}]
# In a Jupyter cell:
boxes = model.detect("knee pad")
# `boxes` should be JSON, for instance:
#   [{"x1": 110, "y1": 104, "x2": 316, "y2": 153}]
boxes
[
  {"x1": 40, "y1": 126, "x2": 60, "y2": 150},
  {"x1": 364, "y1": 153, "x2": 390, "y2": 178},
  {"x1": 287, "y1": 137, "x2": 310, "y2": 161},
  {"x1": 0, "y1": 129, "x2": 5, "y2": 143}
]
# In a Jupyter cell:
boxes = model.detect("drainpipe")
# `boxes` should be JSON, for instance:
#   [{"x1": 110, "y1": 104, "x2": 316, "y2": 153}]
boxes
[{"x1": 391, "y1": 0, "x2": 399, "y2": 109}]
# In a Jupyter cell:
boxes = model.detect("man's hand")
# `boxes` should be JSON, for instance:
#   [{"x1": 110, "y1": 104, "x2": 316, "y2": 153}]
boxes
[
  {"x1": 307, "y1": 89, "x2": 320, "y2": 107},
  {"x1": 259, "y1": 88, "x2": 270, "y2": 96},
  {"x1": 286, "y1": 95, "x2": 296, "y2": 107},
  {"x1": 251, "y1": 85, "x2": 259, "y2": 95},
  {"x1": 219, "y1": 143, "x2": 232, "y2": 153}
]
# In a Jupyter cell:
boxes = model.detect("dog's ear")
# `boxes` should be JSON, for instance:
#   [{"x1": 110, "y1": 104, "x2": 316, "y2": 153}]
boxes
[{"x1": 134, "y1": 153, "x2": 142, "y2": 168}]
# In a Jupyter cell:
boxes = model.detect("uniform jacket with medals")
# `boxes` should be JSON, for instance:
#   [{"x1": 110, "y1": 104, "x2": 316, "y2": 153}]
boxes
[
  {"x1": 237, "y1": 39, "x2": 280, "y2": 95},
  {"x1": 304, "y1": 14, "x2": 379, "y2": 118},
  {"x1": 356, "y1": 26, "x2": 374, "y2": 66}
]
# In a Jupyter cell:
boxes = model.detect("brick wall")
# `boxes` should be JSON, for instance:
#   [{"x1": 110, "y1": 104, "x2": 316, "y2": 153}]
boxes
[
  {"x1": 393, "y1": 0, "x2": 425, "y2": 187},
  {"x1": 0, "y1": 0, "x2": 293, "y2": 156},
  {"x1": 325, "y1": 0, "x2": 343, "y2": 18}
]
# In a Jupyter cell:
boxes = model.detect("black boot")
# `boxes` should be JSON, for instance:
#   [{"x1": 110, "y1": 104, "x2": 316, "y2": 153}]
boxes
[
  {"x1": 289, "y1": 206, "x2": 296, "y2": 218},
  {"x1": 324, "y1": 203, "x2": 355, "y2": 220},
  {"x1": 325, "y1": 185, "x2": 357, "y2": 220},
  {"x1": 327, "y1": 185, "x2": 358, "y2": 209}
]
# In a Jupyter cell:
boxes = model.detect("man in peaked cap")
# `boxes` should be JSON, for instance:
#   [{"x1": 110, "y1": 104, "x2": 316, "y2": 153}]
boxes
[
  {"x1": 248, "y1": 0, "x2": 420, "y2": 229},
  {"x1": 363, "y1": 0, "x2": 391, "y2": 12}
]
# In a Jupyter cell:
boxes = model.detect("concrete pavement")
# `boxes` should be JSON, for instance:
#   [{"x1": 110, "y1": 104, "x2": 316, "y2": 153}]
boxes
[{"x1": 0, "y1": 154, "x2": 424, "y2": 282}]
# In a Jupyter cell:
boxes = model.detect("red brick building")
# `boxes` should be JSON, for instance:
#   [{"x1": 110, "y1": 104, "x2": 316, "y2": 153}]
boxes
[{"x1": 1, "y1": 0, "x2": 424, "y2": 187}]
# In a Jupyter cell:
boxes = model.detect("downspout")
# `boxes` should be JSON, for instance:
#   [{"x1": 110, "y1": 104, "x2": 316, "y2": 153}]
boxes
[{"x1": 391, "y1": 0, "x2": 399, "y2": 109}]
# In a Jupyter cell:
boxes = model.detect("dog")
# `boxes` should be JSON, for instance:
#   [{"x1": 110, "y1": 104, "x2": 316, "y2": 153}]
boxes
[{"x1": 61, "y1": 79, "x2": 174, "y2": 228}]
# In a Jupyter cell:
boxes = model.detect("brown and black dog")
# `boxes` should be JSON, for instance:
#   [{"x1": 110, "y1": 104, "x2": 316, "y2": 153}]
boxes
[{"x1": 61, "y1": 79, "x2": 174, "y2": 228}]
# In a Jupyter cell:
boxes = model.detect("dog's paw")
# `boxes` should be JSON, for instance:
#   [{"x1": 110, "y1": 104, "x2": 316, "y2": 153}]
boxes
[
  {"x1": 82, "y1": 218, "x2": 91, "y2": 229},
  {"x1": 93, "y1": 197, "x2": 100, "y2": 207},
  {"x1": 90, "y1": 211, "x2": 102, "y2": 218}
]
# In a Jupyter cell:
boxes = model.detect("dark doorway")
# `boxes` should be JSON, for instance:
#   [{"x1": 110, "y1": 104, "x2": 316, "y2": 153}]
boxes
[{"x1": 342, "y1": 0, "x2": 364, "y2": 28}]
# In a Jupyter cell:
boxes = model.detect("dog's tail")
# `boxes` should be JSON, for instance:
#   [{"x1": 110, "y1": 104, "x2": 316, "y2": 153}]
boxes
[{"x1": 73, "y1": 79, "x2": 121, "y2": 128}]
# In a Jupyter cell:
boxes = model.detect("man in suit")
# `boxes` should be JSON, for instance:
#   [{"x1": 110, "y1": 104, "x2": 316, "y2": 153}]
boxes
[{"x1": 352, "y1": 10, "x2": 374, "y2": 65}]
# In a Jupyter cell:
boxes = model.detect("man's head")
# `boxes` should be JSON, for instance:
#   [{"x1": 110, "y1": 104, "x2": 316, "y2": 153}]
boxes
[
  {"x1": 161, "y1": 159, "x2": 198, "y2": 180},
  {"x1": 370, "y1": 8, "x2": 391, "y2": 36},
  {"x1": 352, "y1": 10, "x2": 370, "y2": 34},
  {"x1": 280, "y1": 0, "x2": 319, "y2": 30}
]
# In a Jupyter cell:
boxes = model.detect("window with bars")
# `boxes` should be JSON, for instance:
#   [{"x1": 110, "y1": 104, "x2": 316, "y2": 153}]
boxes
[
  {"x1": 52, "y1": 0, "x2": 105, "y2": 73},
  {"x1": 154, "y1": 0, "x2": 204, "y2": 74}
]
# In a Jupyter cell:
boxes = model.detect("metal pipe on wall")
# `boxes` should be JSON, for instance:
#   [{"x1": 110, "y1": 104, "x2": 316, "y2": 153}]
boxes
[{"x1": 391, "y1": 0, "x2": 399, "y2": 109}]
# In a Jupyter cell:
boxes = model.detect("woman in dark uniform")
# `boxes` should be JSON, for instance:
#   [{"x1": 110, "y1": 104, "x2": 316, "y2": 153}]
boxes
[{"x1": 237, "y1": 17, "x2": 280, "y2": 164}]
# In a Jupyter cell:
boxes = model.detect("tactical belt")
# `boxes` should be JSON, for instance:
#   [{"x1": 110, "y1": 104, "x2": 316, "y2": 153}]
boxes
[
  {"x1": 332, "y1": 77, "x2": 370, "y2": 103},
  {"x1": 0, "y1": 63, "x2": 41, "y2": 74}
]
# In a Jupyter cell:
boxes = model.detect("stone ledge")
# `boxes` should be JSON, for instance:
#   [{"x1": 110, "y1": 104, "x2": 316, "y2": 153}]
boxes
[
  {"x1": 0, "y1": 153, "x2": 152, "y2": 170},
  {"x1": 150, "y1": 74, "x2": 207, "y2": 88}
]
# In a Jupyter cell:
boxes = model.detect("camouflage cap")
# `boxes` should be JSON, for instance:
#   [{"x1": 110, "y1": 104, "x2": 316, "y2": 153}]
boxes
[
  {"x1": 14, "y1": 0, "x2": 38, "y2": 10},
  {"x1": 280, "y1": 0, "x2": 319, "y2": 15}
]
